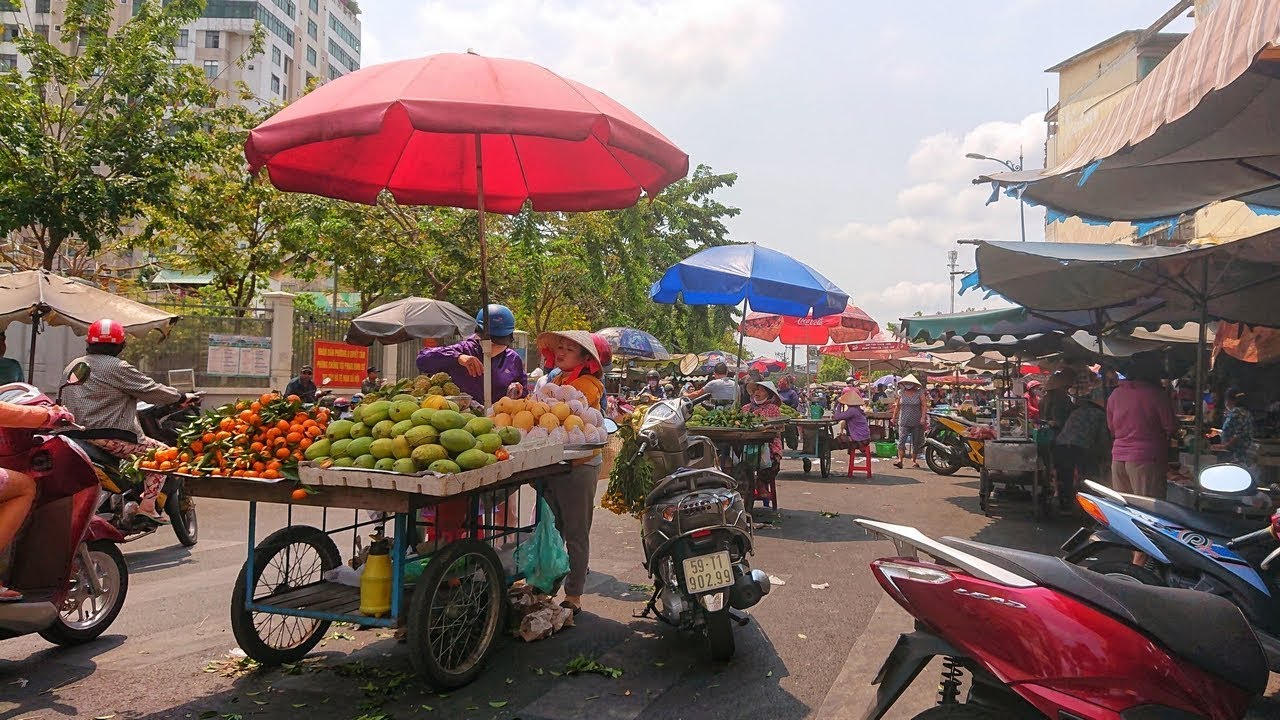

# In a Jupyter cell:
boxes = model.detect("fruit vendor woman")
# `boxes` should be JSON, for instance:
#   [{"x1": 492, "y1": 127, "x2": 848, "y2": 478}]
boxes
[
  {"x1": 416, "y1": 304, "x2": 527, "y2": 401},
  {"x1": 536, "y1": 330, "x2": 613, "y2": 615}
]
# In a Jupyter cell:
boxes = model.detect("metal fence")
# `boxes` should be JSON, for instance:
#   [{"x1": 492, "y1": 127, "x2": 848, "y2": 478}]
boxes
[
  {"x1": 292, "y1": 313, "x2": 349, "y2": 375},
  {"x1": 123, "y1": 301, "x2": 273, "y2": 388}
]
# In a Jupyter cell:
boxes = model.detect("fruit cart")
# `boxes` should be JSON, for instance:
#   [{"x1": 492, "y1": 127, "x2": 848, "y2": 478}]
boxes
[
  {"x1": 689, "y1": 425, "x2": 784, "y2": 512},
  {"x1": 781, "y1": 418, "x2": 840, "y2": 478},
  {"x1": 183, "y1": 447, "x2": 573, "y2": 690}
]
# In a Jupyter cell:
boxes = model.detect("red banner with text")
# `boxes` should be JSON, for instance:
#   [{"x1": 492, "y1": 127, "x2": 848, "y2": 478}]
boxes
[{"x1": 313, "y1": 341, "x2": 369, "y2": 388}]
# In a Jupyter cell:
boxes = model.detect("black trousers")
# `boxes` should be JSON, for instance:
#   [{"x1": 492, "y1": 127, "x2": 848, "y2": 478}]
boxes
[{"x1": 1052, "y1": 444, "x2": 1101, "y2": 500}]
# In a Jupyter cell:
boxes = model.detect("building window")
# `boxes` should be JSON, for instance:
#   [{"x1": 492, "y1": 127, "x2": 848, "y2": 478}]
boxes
[
  {"x1": 34, "y1": 25, "x2": 49, "y2": 41},
  {"x1": 283, "y1": 56, "x2": 291, "y2": 75},
  {"x1": 203, "y1": 59, "x2": 219, "y2": 80},
  {"x1": 270, "y1": 0, "x2": 296, "y2": 20},
  {"x1": 328, "y1": 39, "x2": 358, "y2": 72},
  {"x1": 1138, "y1": 55, "x2": 1163, "y2": 80},
  {"x1": 328, "y1": 14, "x2": 360, "y2": 51},
  {"x1": 2, "y1": 24, "x2": 19, "y2": 43},
  {"x1": 205, "y1": 31, "x2": 220, "y2": 49},
  {"x1": 282, "y1": 83, "x2": 288, "y2": 98},
  {"x1": 270, "y1": 74, "x2": 280, "y2": 94},
  {"x1": 255, "y1": 6, "x2": 294, "y2": 46},
  {"x1": 203, "y1": 0, "x2": 257, "y2": 19},
  {"x1": 77, "y1": 30, "x2": 90, "y2": 47},
  {"x1": 307, "y1": 18, "x2": 317, "y2": 40},
  {"x1": 174, "y1": 29, "x2": 189, "y2": 47},
  {"x1": 272, "y1": 46, "x2": 281, "y2": 65},
  {"x1": 308, "y1": 0, "x2": 318, "y2": 12},
  {"x1": 328, "y1": 63, "x2": 340, "y2": 80},
  {"x1": 0, "y1": 54, "x2": 16, "y2": 71},
  {"x1": 306, "y1": 45, "x2": 316, "y2": 66},
  {"x1": 36, "y1": 0, "x2": 51, "y2": 12},
  {"x1": 0, "y1": 1, "x2": 16, "y2": 11}
]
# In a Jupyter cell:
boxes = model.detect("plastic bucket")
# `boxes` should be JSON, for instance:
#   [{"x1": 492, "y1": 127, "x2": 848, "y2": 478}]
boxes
[
  {"x1": 808, "y1": 404, "x2": 824, "y2": 419},
  {"x1": 874, "y1": 441, "x2": 897, "y2": 458}
]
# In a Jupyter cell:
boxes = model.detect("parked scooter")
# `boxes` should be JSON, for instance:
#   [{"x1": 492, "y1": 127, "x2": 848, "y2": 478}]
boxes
[
  {"x1": 1062, "y1": 465, "x2": 1280, "y2": 670},
  {"x1": 922, "y1": 411, "x2": 986, "y2": 476},
  {"x1": 634, "y1": 399, "x2": 771, "y2": 661},
  {"x1": 66, "y1": 393, "x2": 203, "y2": 548},
  {"x1": 0, "y1": 363, "x2": 130, "y2": 646},
  {"x1": 857, "y1": 518, "x2": 1266, "y2": 719}
]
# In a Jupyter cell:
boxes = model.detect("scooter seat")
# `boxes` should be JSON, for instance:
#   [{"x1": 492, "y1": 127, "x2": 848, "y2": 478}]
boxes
[
  {"x1": 1117, "y1": 493, "x2": 1261, "y2": 540},
  {"x1": 941, "y1": 536, "x2": 1269, "y2": 693},
  {"x1": 59, "y1": 434, "x2": 123, "y2": 473}
]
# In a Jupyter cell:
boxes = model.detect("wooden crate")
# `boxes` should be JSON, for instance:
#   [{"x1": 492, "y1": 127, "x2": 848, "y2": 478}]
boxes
[{"x1": 299, "y1": 439, "x2": 565, "y2": 497}]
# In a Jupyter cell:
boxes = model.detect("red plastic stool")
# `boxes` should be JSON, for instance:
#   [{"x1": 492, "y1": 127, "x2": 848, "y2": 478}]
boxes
[{"x1": 847, "y1": 442, "x2": 873, "y2": 479}]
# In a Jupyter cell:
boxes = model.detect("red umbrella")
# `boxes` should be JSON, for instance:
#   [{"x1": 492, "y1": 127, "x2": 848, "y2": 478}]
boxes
[
  {"x1": 243, "y1": 51, "x2": 688, "y2": 404},
  {"x1": 740, "y1": 303, "x2": 879, "y2": 345},
  {"x1": 749, "y1": 358, "x2": 787, "y2": 374}
]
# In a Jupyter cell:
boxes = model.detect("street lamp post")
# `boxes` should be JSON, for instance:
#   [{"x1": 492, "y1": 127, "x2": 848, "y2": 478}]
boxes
[
  {"x1": 966, "y1": 150, "x2": 1026, "y2": 242},
  {"x1": 946, "y1": 249, "x2": 972, "y2": 313}
]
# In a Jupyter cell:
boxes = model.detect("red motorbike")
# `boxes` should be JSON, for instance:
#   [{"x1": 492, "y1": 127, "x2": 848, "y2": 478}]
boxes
[
  {"x1": 856, "y1": 519, "x2": 1266, "y2": 720},
  {"x1": 0, "y1": 363, "x2": 128, "y2": 645}
]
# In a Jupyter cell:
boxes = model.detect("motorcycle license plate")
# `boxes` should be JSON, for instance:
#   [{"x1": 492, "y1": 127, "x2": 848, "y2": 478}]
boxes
[{"x1": 682, "y1": 551, "x2": 734, "y2": 593}]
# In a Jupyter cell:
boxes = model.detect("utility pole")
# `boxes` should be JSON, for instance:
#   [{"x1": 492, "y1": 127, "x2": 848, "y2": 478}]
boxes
[{"x1": 948, "y1": 250, "x2": 959, "y2": 313}]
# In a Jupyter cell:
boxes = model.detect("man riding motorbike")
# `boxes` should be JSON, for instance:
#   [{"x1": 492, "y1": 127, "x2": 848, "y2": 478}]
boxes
[{"x1": 61, "y1": 319, "x2": 196, "y2": 525}]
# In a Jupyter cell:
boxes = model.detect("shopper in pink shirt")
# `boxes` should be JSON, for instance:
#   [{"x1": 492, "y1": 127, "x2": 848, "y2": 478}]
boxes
[{"x1": 1106, "y1": 362, "x2": 1175, "y2": 498}]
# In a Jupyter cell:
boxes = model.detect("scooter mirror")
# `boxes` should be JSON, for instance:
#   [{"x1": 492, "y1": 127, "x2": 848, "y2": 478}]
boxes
[
  {"x1": 321, "y1": 377, "x2": 333, "y2": 386},
  {"x1": 1198, "y1": 463, "x2": 1255, "y2": 496},
  {"x1": 603, "y1": 418, "x2": 619, "y2": 434},
  {"x1": 66, "y1": 361, "x2": 90, "y2": 385}
]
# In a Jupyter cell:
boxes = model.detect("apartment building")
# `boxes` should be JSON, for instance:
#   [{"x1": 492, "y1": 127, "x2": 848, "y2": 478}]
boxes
[
  {"x1": 0, "y1": 0, "x2": 362, "y2": 106},
  {"x1": 1040, "y1": 0, "x2": 1279, "y2": 245}
]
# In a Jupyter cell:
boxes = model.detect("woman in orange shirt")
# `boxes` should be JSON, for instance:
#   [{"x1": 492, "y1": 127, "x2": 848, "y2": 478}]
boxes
[
  {"x1": 0, "y1": 401, "x2": 74, "y2": 601},
  {"x1": 536, "y1": 331, "x2": 612, "y2": 614}
]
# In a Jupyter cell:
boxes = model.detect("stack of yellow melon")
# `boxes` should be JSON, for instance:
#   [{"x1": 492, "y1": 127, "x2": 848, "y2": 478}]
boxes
[{"x1": 488, "y1": 383, "x2": 608, "y2": 445}]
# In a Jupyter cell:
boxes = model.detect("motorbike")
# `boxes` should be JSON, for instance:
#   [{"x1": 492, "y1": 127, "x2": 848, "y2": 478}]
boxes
[
  {"x1": 922, "y1": 411, "x2": 986, "y2": 476},
  {"x1": 634, "y1": 399, "x2": 771, "y2": 661},
  {"x1": 857, "y1": 518, "x2": 1266, "y2": 719},
  {"x1": 1061, "y1": 465, "x2": 1280, "y2": 671},
  {"x1": 0, "y1": 363, "x2": 130, "y2": 646},
  {"x1": 66, "y1": 393, "x2": 204, "y2": 548}
]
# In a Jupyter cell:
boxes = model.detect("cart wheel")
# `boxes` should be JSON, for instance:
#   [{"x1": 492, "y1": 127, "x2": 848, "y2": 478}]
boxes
[
  {"x1": 407, "y1": 539, "x2": 507, "y2": 689},
  {"x1": 978, "y1": 469, "x2": 992, "y2": 515},
  {"x1": 820, "y1": 454, "x2": 831, "y2": 478},
  {"x1": 802, "y1": 458, "x2": 812, "y2": 475},
  {"x1": 231, "y1": 525, "x2": 341, "y2": 666}
]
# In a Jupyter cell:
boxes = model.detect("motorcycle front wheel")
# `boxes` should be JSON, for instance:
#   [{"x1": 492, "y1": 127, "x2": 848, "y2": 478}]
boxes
[
  {"x1": 166, "y1": 482, "x2": 198, "y2": 547},
  {"x1": 924, "y1": 441, "x2": 962, "y2": 476},
  {"x1": 39, "y1": 540, "x2": 129, "y2": 646}
]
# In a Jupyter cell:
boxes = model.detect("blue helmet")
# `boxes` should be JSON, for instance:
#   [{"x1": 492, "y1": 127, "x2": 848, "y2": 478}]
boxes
[{"x1": 475, "y1": 304, "x2": 516, "y2": 339}]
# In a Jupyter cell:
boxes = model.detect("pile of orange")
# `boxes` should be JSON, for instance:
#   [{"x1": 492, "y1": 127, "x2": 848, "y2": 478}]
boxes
[{"x1": 133, "y1": 392, "x2": 329, "y2": 480}]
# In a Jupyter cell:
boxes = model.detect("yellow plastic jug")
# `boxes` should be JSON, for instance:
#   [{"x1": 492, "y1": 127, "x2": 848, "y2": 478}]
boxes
[{"x1": 359, "y1": 536, "x2": 393, "y2": 617}]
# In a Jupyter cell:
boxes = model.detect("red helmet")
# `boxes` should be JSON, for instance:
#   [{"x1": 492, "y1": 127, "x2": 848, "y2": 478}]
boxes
[
  {"x1": 591, "y1": 334, "x2": 613, "y2": 368},
  {"x1": 87, "y1": 318, "x2": 126, "y2": 345}
]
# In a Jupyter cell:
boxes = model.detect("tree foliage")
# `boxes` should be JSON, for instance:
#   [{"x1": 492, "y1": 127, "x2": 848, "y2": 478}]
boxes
[
  {"x1": 816, "y1": 354, "x2": 852, "y2": 383},
  {"x1": 0, "y1": 0, "x2": 228, "y2": 272},
  {"x1": 139, "y1": 94, "x2": 302, "y2": 312}
]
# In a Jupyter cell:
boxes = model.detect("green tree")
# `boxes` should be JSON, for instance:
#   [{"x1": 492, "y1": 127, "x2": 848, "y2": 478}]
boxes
[
  {"x1": 816, "y1": 354, "x2": 852, "y2": 383},
  {"x1": 0, "y1": 0, "x2": 224, "y2": 272},
  {"x1": 140, "y1": 96, "x2": 305, "y2": 312}
]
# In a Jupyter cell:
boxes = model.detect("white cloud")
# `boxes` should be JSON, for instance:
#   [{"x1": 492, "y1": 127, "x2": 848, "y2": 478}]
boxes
[
  {"x1": 370, "y1": 0, "x2": 785, "y2": 106},
  {"x1": 816, "y1": 112, "x2": 1045, "y2": 327}
]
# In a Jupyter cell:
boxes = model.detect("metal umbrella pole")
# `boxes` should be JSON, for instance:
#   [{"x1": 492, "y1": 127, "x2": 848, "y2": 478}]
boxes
[
  {"x1": 1192, "y1": 260, "x2": 1209, "y2": 508},
  {"x1": 476, "y1": 134, "x2": 494, "y2": 409}
]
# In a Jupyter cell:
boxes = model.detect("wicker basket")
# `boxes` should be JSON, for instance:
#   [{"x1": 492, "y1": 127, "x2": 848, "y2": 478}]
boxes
[{"x1": 599, "y1": 435, "x2": 623, "y2": 480}]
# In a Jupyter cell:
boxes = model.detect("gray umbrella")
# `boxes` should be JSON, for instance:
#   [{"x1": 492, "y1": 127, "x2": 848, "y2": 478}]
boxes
[{"x1": 344, "y1": 297, "x2": 477, "y2": 346}]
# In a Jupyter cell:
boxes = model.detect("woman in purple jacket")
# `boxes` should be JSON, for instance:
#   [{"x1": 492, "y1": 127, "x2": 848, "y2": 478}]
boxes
[
  {"x1": 416, "y1": 305, "x2": 527, "y2": 401},
  {"x1": 833, "y1": 387, "x2": 872, "y2": 445}
]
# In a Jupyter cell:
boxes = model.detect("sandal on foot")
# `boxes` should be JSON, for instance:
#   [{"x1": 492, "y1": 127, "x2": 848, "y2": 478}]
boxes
[
  {"x1": 0, "y1": 586, "x2": 23, "y2": 602},
  {"x1": 892, "y1": 461, "x2": 903, "y2": 469},
  {"x1": 559, "y1": 600, "x2": 582, "y2": 616}
]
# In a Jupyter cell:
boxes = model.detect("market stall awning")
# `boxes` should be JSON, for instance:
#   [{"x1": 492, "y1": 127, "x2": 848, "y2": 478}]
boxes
[
  {"x1": 964, "y1": 233, "x2": 1280, "y2": 328},
  {"x1": 982, "y1": 0, "x2": 1280, "y2": 222},
  {"x1": 898, "y1": 306, "x2": 1141, "y2": 344}
]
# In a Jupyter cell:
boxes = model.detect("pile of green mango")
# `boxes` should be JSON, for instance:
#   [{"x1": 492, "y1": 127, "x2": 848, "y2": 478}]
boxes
[{"x1": 303, "y1": 395, "x2": 522, "y2": 475}]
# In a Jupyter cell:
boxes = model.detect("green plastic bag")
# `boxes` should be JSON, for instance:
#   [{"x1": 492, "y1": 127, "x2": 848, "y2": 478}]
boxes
[{"x1": 517, "y1": 498, "x2": 570, "y2": 594}]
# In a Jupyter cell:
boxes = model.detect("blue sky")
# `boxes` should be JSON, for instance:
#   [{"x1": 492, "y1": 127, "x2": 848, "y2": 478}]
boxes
[{"x1": 359, "y1": 1, "x2": 1193, "y2": 354}]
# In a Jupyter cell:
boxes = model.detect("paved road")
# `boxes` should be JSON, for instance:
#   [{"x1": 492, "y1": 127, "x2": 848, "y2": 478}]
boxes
[{"x1": 3, "y1": 456, "x2": 1278, "y2": 719}]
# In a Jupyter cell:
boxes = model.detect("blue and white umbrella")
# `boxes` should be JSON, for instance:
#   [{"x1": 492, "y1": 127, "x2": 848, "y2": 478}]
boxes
[{"x1": 596, "y1": 327, "x2": 671, "y2": 361}]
